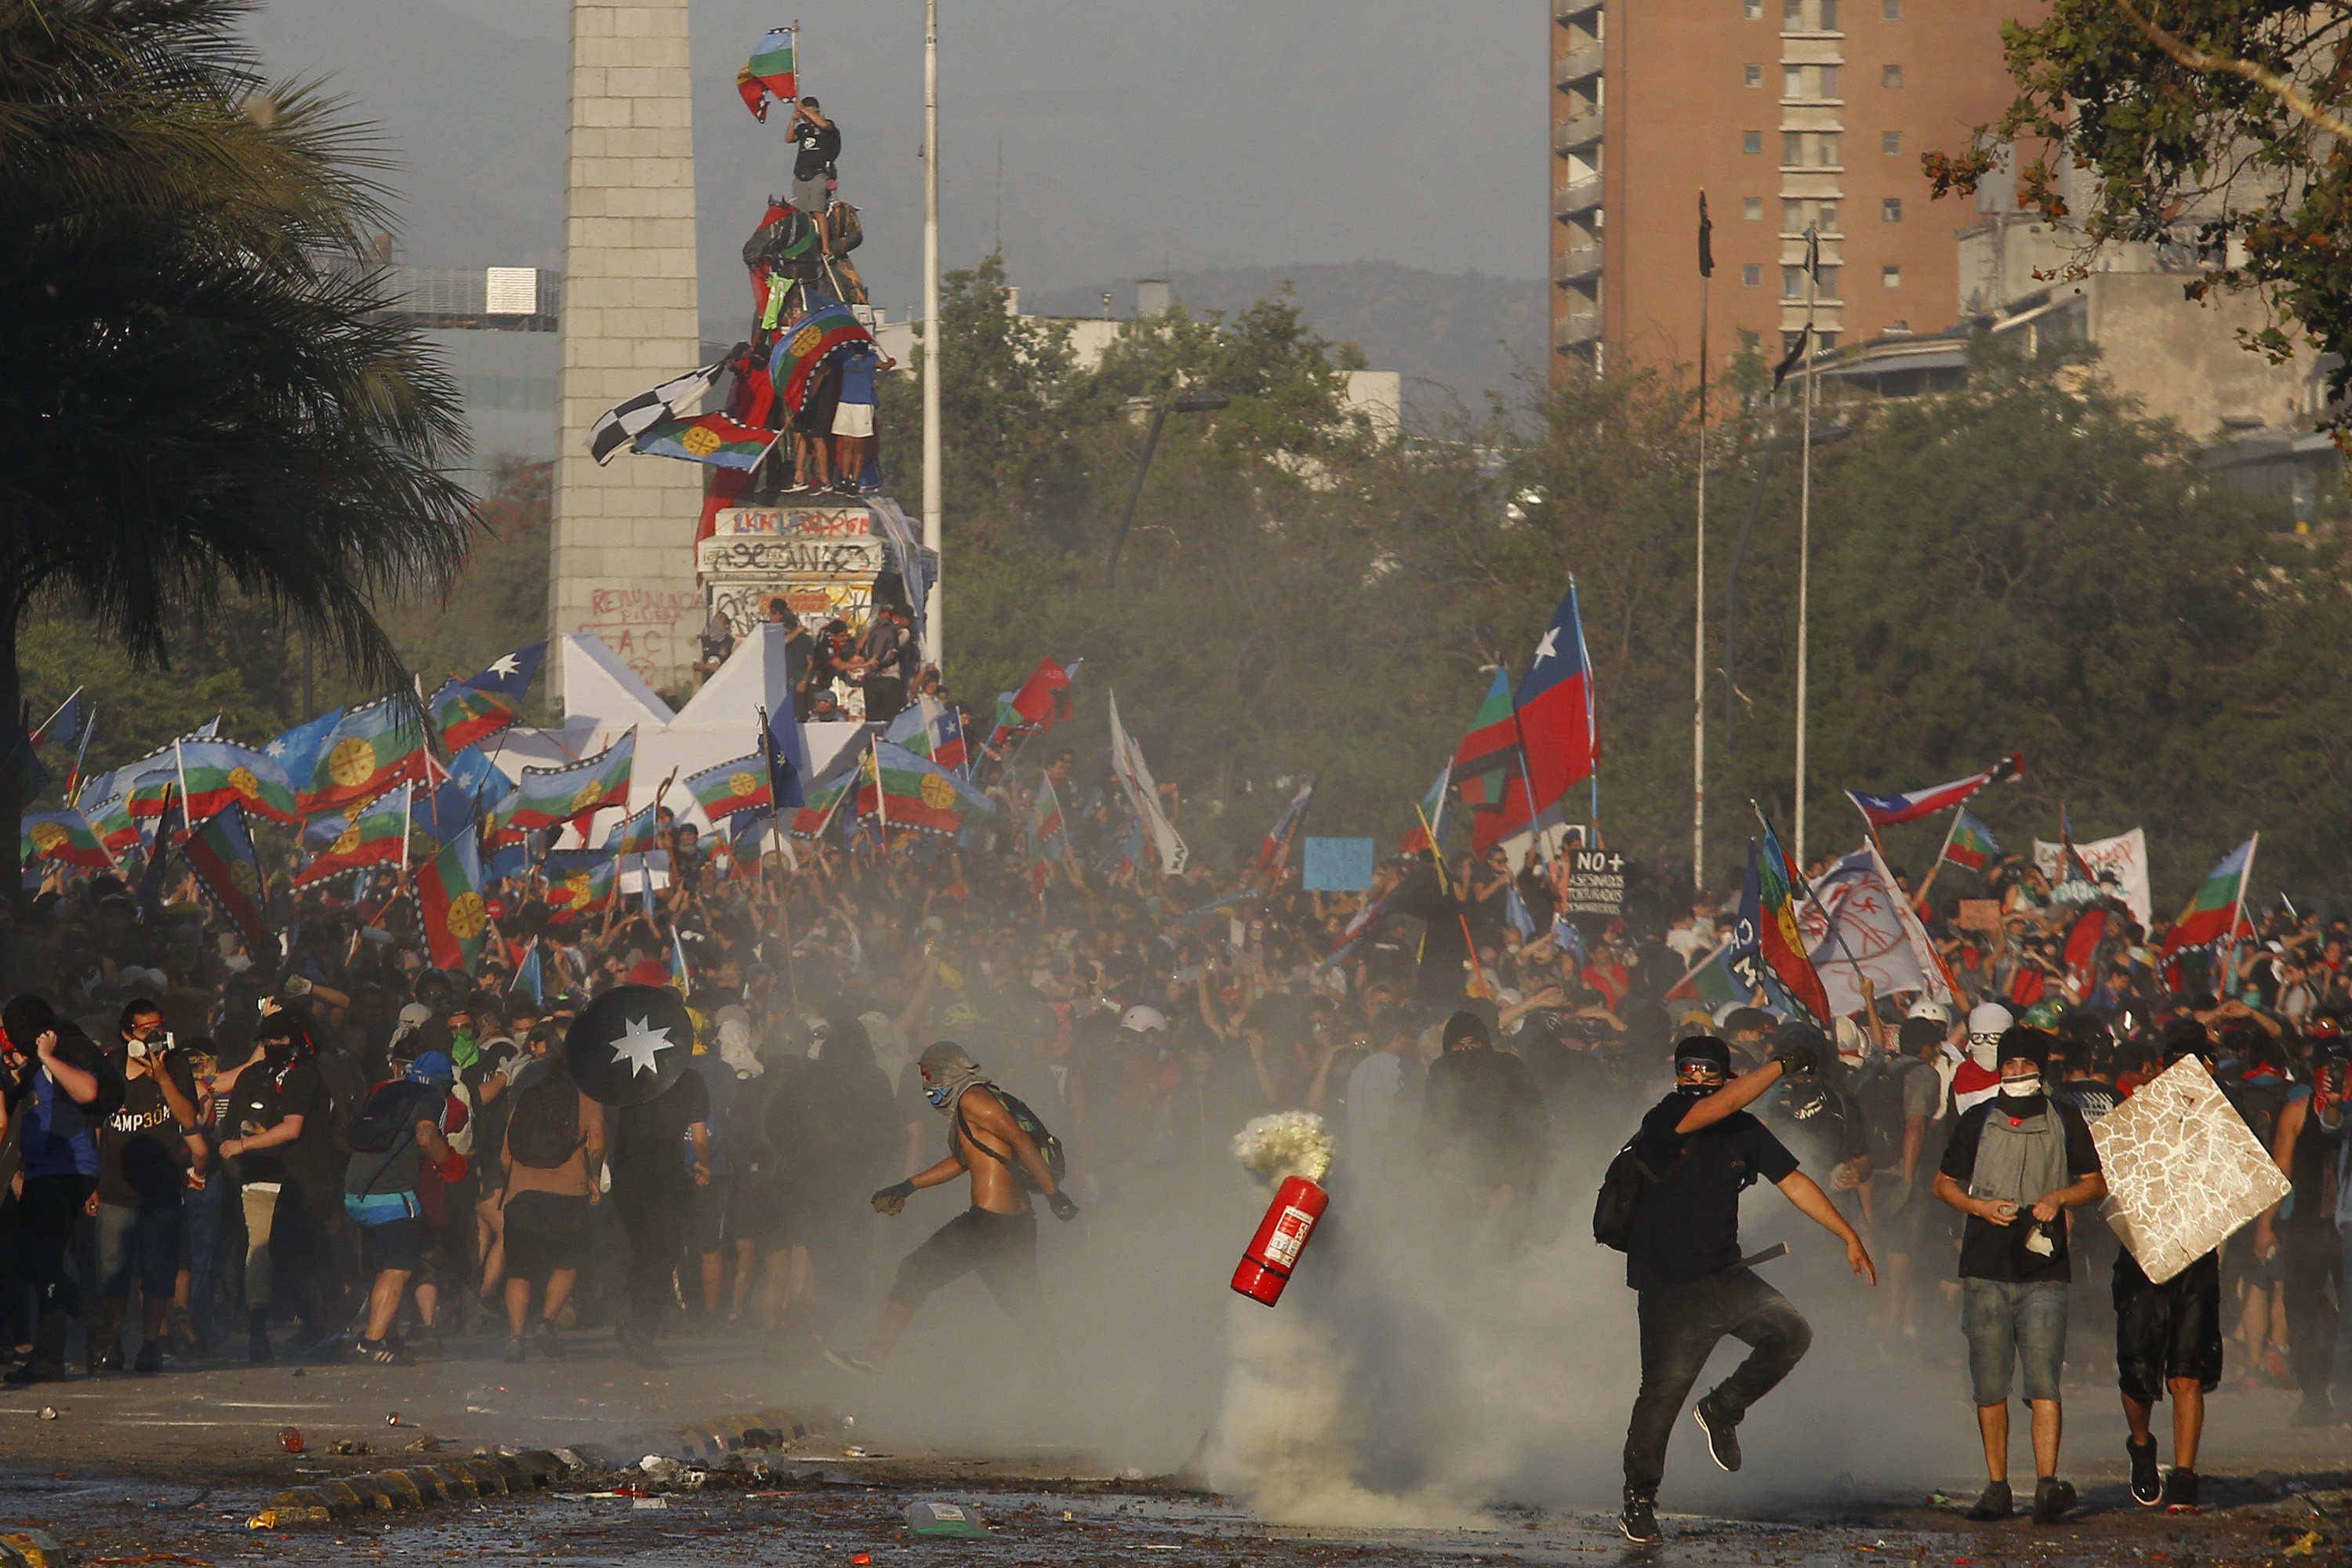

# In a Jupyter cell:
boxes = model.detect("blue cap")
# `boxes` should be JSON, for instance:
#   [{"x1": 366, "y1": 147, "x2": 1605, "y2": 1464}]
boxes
[{"x1": 406, "y1": 1051, "x2": 456, "y2": 1086}]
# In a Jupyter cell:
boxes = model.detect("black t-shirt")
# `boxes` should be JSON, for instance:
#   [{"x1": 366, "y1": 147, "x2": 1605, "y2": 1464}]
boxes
[
  {"x1": 222, "y1": 1054, "x2": 332, "y2": 1186},
  {"x1": 608, "y1": 1069, "x2": 712, "y2": 1193},
  {"x1": 1937, "y1": 1095, "x2": 2101, "y2": 1283},
  {"x1": 793, "y1": 119, "x2": 840, "y2": 180},
  {"x1": 98, "y1": 1056, "x2": 195, "y2": 1208},
  {"x1": 1625, "y1": 1092, "x2": 1800, "y2": 1292}
]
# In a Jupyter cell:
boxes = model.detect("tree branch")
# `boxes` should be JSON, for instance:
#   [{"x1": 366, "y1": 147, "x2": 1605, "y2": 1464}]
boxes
[{"x1": 2114, "y1": 0, "x2": 2352, "y2": 140}]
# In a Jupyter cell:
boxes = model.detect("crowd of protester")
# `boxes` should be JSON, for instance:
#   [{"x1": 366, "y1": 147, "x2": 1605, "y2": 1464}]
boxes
[{"x1": 0, "y1": 744, "x2": 2338, "y2": 1434}]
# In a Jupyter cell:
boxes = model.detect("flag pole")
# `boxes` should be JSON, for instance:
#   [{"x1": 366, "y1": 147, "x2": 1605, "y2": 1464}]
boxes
[
  {"x1": 66, "y1": 702, "x2": 96, "y2": 804},
  {"x1": 1694, "y1": 193, "x2": 1711, "y2": 895},
  {"x1": 1751, "y1": 798, "x2": 1870, "y2": 999},
  {"x1": 1910, "y1": 810, "x2": 1962, "y2": 912},
  {"x1": 1792, "y1": 227, "x2": 1819, "y2": 871},
  {"x1": 920, "y1": 0, "x2": 944, "y2": 670}
]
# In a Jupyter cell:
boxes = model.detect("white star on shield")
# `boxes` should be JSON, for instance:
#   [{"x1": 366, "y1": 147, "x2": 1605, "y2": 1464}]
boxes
[
  {"x1": 488, "y1": 653, "x2": 522, "y2": 679},
  {"x1": 608, "y1": 1015, "x2": 676, "y2": 1076}
]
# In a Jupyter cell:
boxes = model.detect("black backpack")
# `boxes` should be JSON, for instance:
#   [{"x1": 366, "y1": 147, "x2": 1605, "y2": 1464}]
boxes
[
  {"x1": 506, "y1": 1074, "x2": 583, "y2": 1170},
  {"x1": 347, "y1": 1081, "x2": 437, "y2": 1156},
  {"x1": 1593, "y1": 1131, "x2": 1692, "y2": 1251},
  {"x1": 953, "y1": 1087, "x2": 1066, "y2": 1192}
]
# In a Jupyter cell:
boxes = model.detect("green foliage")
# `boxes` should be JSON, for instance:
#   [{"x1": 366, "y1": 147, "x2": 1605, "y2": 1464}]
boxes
[{"x1": 1925, "y1": 0, "x2": 2352, "y2": 424}]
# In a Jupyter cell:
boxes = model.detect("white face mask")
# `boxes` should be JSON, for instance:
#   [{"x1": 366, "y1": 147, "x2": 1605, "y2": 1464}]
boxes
[
  {"x1": 1969, "y1": 1034, "x2": 2001, "y2": 1069},
  {"x1": 1998, "y1": 1075, "x2": 2042, "y2": 1098}
]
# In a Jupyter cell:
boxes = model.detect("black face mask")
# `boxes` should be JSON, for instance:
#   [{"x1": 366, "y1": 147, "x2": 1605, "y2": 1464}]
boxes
[{"x1": 1675, "y1": 1078, "x2": 1721, "y2": 1099}]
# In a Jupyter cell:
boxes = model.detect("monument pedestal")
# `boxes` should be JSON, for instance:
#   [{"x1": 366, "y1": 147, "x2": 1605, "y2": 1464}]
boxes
[{"x1": 699, "y1": 495, "x2": 937, "y2": 641}]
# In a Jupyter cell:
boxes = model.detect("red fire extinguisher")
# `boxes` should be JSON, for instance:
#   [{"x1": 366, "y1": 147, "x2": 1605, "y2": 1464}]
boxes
[{"x1": 1231, "y1": 1175, "x2": 1329, "y2": 1306}]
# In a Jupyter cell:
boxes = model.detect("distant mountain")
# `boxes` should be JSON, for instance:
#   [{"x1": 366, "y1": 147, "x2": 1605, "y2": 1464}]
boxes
[{"x1": 1026, "y1": 263, "x2": 1546, "y2": 416}]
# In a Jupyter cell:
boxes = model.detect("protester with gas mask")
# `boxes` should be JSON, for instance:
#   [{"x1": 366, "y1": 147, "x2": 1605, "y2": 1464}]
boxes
[
  {"x1": 1933, "y1": 1026, "x2": 2107, "y2": 1523},
  {"x1": 2, "y1": 995, "x2": 123, "y2": 1384},
  {"x1": 90, "y1": 998, "x2": 205, "y2": 1373},
  {"x1": 1613, "y1": 1034, "x2": 1875, "y2": 1545},
  {"x1": 212, "y1": 1004, "x2": 338, "y2": 1363}
]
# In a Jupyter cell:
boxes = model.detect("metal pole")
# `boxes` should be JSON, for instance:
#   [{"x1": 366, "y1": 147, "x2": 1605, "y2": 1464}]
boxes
[
  {"x1": 920, "y1": 0, "x2": 943, "y2": 670},
  {"x1": 1102, "y1": 405, "x2": 1171, "y2": 590},
  {"x1": 1793, "y1": 227, "x2": 1816, "y2": 872},
  {"x1": 1693, "y1": 247, "x2": 1709, "y2": 895}
]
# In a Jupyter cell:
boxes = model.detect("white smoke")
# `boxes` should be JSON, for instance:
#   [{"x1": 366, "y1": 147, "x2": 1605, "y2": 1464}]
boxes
[{"x1": 1231, "y1": 1110, "x2": 1334, "y2": 1185}]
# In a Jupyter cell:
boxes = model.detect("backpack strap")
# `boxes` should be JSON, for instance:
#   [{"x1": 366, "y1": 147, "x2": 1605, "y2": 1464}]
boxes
[{"x1": 951, "y1": 1089, "x2": 1017, "y2": 1173}]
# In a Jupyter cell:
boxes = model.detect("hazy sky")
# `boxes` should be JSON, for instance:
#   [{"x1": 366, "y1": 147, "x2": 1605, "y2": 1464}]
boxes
[{"x1": 245, "y1": 0, "x2": 1549, "y2": 328}]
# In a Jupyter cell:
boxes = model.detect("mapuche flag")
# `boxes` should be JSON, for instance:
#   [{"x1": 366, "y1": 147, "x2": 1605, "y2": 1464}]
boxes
[
  {"x1": 789, "y1": 761, "x2": 858, "y2": 839},
  {"x1": 688, "y1": 753, "x2": 771, "y2": 820},
  {"x1": 177, "y1": 805, "x2": 271, "y2": 953},
  {"x1": 735, "y1": 26, "x2": 797, "y2": 121},
  {"x1": 859, "y1": 740, "x2": 993, "y2": 835},
  {"x1": 496, "y1": 730, "x2": 635, "y2": 832},
  {"x1": 543, "y1": 848, "x2": 618, "y2": 920},
  {"x1": 419, "y1": 833, "x2": 490, "y2": 974},
  {"x1": 176, "y1": 740, "x2": 300, "y2": 826},
  {"x1": 1449, "y1": 669, "x2": 1519, "y2": 815},
  {"x1": 264, "y1": 707, "x2": 345, "y2": 804},
  {"x1": 1943, "y1": 808, "x2": 2000, "y2": 873},
  {"x1": 429, "y1": 643, "x2": 543, "y2": 753},
  {"x1": 291, "y1": 786, "x2": 409, "y2": 887},
  {"x1": 304, "y1": 695, "x2": 428, "y2": 817},
  {"x1": 633, "y1": 412, "x2": 783, "y2": 470},
  {"x1": 602, "y1": 802, "x2": 661, "y2": 858},
  {"x1": 2160, "y1": 835, "x2": 2258, "y2": 958},
  {"x1": 1733, "y1": 828, "x2": 1832, "y2": 1026},
  {"x1": 83, "y1": 797, "x2": 142, "y2": 861},
  {"x1": 1029, "y1": 775, "x2": 1066, "y2": 891},
  {"x1": 771, "y1": 303, "x2": 875, "y2": 412},
  {"x1": 21, "y1": 808, "x2": 112, "y2": 871}
]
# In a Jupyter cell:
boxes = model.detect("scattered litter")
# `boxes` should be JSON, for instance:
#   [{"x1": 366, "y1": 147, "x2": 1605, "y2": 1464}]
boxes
[
  {"x1": 245, "y1": 1512, "x2": 279, "y2": 1532},
  {"x1": 87, "y1": 1555, "x2": 214, "y2": 1566},
  {"x1": 843, "y1": 1446, "x2": 867, "y2": 1458},
  {"x1": 1925, "y1": 1493, "x2": 1954, "y2": 1506},
  {"x1": 385, "y1": 1412, "x2": 403, "y2": 1428},
  {"x1": 639, "y1": 1456, "x2": 681, "y2": 1479},
  {"x1": 401, "y1": 1436, "x2": 441, "y2": 1453},
  {"x1": 36, "y1": 1410, "x2": 56, "y2": 1422},
  {"x1": 289, "y1": 1368, "x2": 303, "y2": 1378},
  {"x1": 325, "y1": 1441, "x2": 370, "y2": 1457},
  {"x1": 851, "y1": 1555, "x2": 871, "y2": 1566},
  {"x1": 278, "y1": 1428, "x2": 304, "y2": 1454},
  {"x1": 632, "y1": 1497, "x2": 669, "y2": 1512},
  {"x1": 2286, "y1": 1532, "x2": 2329, "y2": 1557},
  {"x1": 906, "y1": 1500, "x2": 988, "y2": 1540},
  {"x1": 1062, "y1": 1512, "x2": 1075, "y2": 1522},
  {"x1": 464, "y1": 1406, "x2": 495, "y2": 1415},
  {"x1": 146, "y1": 1486, "x2": 212, "y2": 1512}
]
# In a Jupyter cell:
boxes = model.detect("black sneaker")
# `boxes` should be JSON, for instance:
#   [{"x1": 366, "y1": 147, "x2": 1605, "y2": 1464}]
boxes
[
  {"x1": 247, "y1": 1324, "x2": 274, "y2": 1364},
  {"x1": 502, "y1": 1337, "x2": 526, "y2": 1364},
  {"x1": 2, "y1": 1360, "x2": 59, "y2": 1387},
  {"x1": 1964, "y1": 1480, "x2": 2013, "y2": 1521},
  {"x1": 1620, "y1": 1489, "x2": 1664, "y2": 1544},
  {"x1": 2163, "y1": 1468, "x2": 2199, "y2": 1514},
  {"x1": 2031, "y1": 1477, "x2": 2077, "y2": 1523},
  {"x1": 2128, "y1": 1437, "x2": 2162, "y2": 1507},
  {"x1": 132, "y1": 1340, "x2": 163, "y2": 1374},
  {"x1": 1693, "y1": 1395, "x2": 1742, "y2": 1472},
  {"x1": 535, "y1": 1324, "x2": 568, "y2": 1360},
  {"x1": 355, "y1": 1337, "x2": 409, "y2": 1367}
]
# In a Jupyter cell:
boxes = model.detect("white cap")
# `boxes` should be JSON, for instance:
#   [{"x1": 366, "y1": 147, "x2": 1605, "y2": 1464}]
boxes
[
  {"x1": 1120, "y1": 1004, "x2": 1168, "y2": 1036},
  {"x1": 397, "y1": 1002, "x2": 434, "y2": 1028},
  {"x1": 1967, "y1": 1002, "x2": 2014, "y2": 1038},
  {"x1": 1834, "y1": 1016, "x2": 1869, "y2": 1059},
  {"x1": 1906, "y1": 999, "x2": 1952, "y2": 1026}
]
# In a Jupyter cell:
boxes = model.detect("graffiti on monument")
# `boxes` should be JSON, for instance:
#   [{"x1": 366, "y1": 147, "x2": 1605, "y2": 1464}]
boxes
[
  {"x1": 582, "y1": 586, "x2": 704, "y2": 686},
  {"x1": 697, "y1": 537, "x2": 887, "y2": 576}
]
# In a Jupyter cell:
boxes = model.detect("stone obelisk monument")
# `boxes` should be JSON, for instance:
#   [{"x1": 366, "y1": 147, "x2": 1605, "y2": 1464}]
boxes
[{"x1": 548, "y1": 0, "x2": 705, "y2": 702}]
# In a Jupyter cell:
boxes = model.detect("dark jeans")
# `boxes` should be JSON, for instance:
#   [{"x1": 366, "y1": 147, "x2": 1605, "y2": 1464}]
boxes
[
  {"x1": 2281, "y1": 1225, "x2": 2341, "y2": 1399},
  {"x1": 614, "y1": 1183, "x2": 690, "y2": 1339},
  {"x1": 888, "y1": 1206, "x2": 1044, "y2": 1322},
  {"x1": 17, "y1": 1174, "x2": 97, "y2": 1318},
  {"x1": 1624, "y1": 1265, "x2": 1813, "y2": 1494}
]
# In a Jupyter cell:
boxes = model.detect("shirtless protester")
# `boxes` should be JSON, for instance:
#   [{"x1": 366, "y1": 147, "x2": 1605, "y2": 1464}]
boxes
[{"x1": 826, "y1": 1040, "x2": 1075, "y2": 1373}]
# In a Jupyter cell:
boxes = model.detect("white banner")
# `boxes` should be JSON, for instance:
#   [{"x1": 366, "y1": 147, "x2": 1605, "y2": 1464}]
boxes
[
  {"x1": 2033, "y1": 827, "x2": 2151, "y2": 930},
  {"x1": 1106, "y1": 692, "x2": 1188, "y2": 877}
]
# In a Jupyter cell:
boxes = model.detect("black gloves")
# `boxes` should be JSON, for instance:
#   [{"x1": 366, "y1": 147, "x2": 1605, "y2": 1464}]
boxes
[
  {"x1": 872, "y1": 1179, "x2": 916, "y2": 1215},
  {"x1": 1046, "y1": 1189, "x2": 1080, "y2": 1221}
]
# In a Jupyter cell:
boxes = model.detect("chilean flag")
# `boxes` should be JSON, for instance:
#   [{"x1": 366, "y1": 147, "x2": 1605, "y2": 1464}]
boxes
[
  {"x1": 1512, "y1": 580, "x2": 1598, "y2": 816},
  {"x1": 1844, "y1": 753, "x2": 2021, "y2": 826}
]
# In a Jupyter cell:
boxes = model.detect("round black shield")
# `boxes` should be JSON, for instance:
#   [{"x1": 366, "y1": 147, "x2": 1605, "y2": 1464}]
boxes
[{"x1": 565, "y1": 985, "x2": 695, "y2": 1106}]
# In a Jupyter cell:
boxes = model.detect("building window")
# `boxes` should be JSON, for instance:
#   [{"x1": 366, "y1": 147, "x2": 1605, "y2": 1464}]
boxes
[
  {"x1": 1783, "y1": 131, "x2": 1804, "y2": 163},
  {"x1": 1744, "y1": 130, "x2": 1765, "y2": 154},
  {"x1": 1883, "y1": 129, "x2": 1903, "y2": 154},
  {"x1": 1783, "y1": 0, "x2": 1802, "y2": 23},
  {"x1": 1744, "y1": 263, "x2": 1763, "y2": 286},
  {"x1": 1783, "y1": 266, "x2": 1805, "y2": 297},
  {"x1": 1740, "y1": 328, "x2": 1762, "y2": 351},
  {"x1": 1816, "y1": 331, "x2": 1839, "y2": 349},
  {"x1": 1747, "y1": 0, "x2": 1763, "y2": 16},
  {"x1": 1882, "y1": 196, "x2": 1904, "y2": 222},
  {"x1": 1815, "y1": 132, "x2": 1840, "y2": 165},
  {"x1": 1782, "y1": 198, "x2": 1803, "y2": 229},
  {"x1": 1784, "y1": 64, "x2": 1803, "y2": 96},
  {"x1": 1883, "y1": 0, "x2": 1901, "y2": 16},
  {"x1": 1745, "y1": 61, "x2": 1763, "y2": 85},
  {"x1": 1882, "y1": 265, "x2": 1902, "y2": 288},
  {"x1": 1882, "y1": 63, "x2": 1904, "y2": 87},
  {"x1": 1818, "y1": 201, "x2": 1839, "y2": 230},
  {"x1": 1820, "y1": 0, "x2": 1838, "y2": 27},
  {"x1": 1744, "y1": 196, "x2": 1765, "y2": 220},
  {"x1": 1817, "y1": 267, "x2": 1841, "y2": 297},
  {"x1": 1820, "y1": 64, "x2": 1840, "y2": 96}
]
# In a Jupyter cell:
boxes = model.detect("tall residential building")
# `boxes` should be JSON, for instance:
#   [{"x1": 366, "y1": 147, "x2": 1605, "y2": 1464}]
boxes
[{"x1": 1550, "y1": 0, "x2": 2024, "y2": 376}]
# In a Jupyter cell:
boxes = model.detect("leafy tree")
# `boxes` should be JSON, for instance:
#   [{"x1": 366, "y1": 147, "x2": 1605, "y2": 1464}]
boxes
[
  {"x1": 1926, "y1": 0, "x2": 2352, "y2": 421},
  {"x1": 0, "y1": 0, "x2": 474, "y2": 873}
]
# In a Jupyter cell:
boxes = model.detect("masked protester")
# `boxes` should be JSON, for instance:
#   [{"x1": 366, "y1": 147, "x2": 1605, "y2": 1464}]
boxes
[
  {"x1": 2, "y1": 996, "x2": 125, "y2": 1384},
  {"x1": 1932, "y1": 1027, "x2": 2107, "y2": 1523},
  {"x1": 826, "y1": 1040, "x2": 1076, "y2": 1375},
  {"x1": 2253, "y1": 1028, "x2": 2349, "y2": 1426},
  {"x1": 212, "y1": 1006, "x2": 339, "y2": 1363},
  {"x1": 1615, "y1": 1035, "x2": 1875, "y2": 1544}
]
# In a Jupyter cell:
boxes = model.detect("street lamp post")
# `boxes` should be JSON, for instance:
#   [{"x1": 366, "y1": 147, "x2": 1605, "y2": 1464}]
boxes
[
  {"x1": 920, "y1": 0, "x2": 943, "y2": 669},
  {"x1": 1102, "y1": 393, "x2": 1229, "y2": 590}
]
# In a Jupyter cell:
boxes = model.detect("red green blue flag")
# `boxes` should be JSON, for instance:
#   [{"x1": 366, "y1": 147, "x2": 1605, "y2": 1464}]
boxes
[
  {"x1": 2160, "y1": 834, "x2": 2257, "y2": 958},
  {"x1": 1943, "y1": 809, "x2": 2000, "y2": 873},
  {"x1": 496, "y1": 730, "x2": 635, "y2": 832},
  {"x1": 858, "y1": 740, "x2": 992, "y2": 836},
  {"x1": 1029, "y1": 775, "x2": 1066, "y2": 891},
  {"x1": 1736, "y1": 826, "x2": 1832, "y2": 1026},
  {"x1": 177, "y1": 805, "x2": 271, "y2": 953},
  {"x1": 291, "y1": 786, "x2": 409, "y2": 887},
  {"x1": 21, "y1": 809, "x2": 111, "y2": 871},
  {"x1": 175, "y1": 740, "x2": 300, "y2": 826},
  {"x1": 419, "y1": 833, "x2": 489, "y2": 974},
  {"x1": 771, "y1": 302, "x2": 874, "y2": 412},
  {"x1": 303, "y1": 695, "x2": 428, "y2": 818},
  {"x1": 687, "y1": 753, "x2": 771, "y2": 819},
  {"x1": 634, "y1": 412, "x2": 782, "y2": 470},
  {"x1": 736, "y1": 26, "x2": 797, "y2": 122}
]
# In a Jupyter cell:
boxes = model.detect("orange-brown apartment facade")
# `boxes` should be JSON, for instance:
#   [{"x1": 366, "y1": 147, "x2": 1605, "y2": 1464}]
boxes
[{"x1": 1551, "y1": 0, "x2": 2027, "y2": 376}]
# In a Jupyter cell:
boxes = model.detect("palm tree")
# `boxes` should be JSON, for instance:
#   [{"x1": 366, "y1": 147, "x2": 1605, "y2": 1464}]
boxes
[{"x1": 0, "y1": 0, "x2": 477, "y2": 886}]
